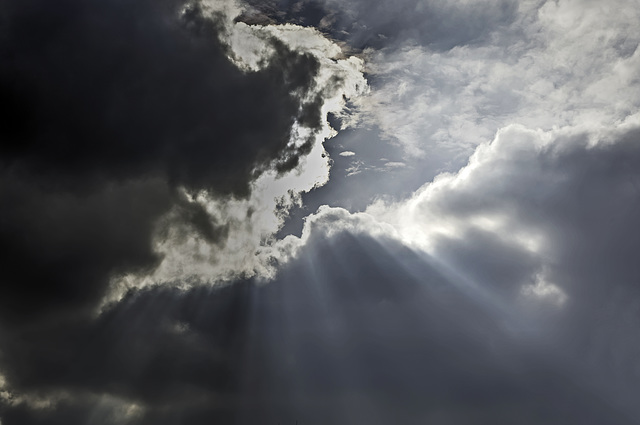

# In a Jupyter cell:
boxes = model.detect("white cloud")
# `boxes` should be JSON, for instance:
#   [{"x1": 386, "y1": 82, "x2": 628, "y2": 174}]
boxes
[
  {"x1": 356, "y1": 0, "x2": 640, "y2": 163},
  {"x1": 339, "y1": 150, "x2": 356, "y2": 156},
  {"x1": 367, "y1": 115, "x2": 640, "y2": 258},
  {"x1": 345, "y1": 159, "x2": 367, "y2": 176},
  {"x1": 521, "y1": 268, "x2": 567, "y2": 307},
  {"x1": 382, "y1": 161, "x2": 406, "y2": 169}
]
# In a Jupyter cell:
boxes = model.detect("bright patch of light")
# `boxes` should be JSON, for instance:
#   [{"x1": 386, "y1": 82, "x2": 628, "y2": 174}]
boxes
[{"x1": 521, "y1": 271, "x2": 568, "y2": 307}]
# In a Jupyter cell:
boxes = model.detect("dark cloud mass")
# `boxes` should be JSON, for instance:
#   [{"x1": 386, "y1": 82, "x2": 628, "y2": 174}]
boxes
[
  {"x1": 1, "y1": 229, "x2": 635, "y2": 424},
  {"x1": 0, "y1": 0, "x2": 322, "y2": 323}
]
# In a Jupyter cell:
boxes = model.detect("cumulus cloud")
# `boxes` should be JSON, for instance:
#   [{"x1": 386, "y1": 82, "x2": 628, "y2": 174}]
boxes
[{"x1": 365, "y1": 118, "x2": 640, "y2": 416}]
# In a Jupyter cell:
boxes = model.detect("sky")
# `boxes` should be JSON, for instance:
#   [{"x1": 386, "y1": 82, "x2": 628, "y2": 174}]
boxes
[{"x1": 1, "y1": 0, "x2": 640, "y2": 424}]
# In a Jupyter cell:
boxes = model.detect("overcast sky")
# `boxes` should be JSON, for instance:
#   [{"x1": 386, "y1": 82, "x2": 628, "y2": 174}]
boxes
[{"x1": 1, "y1": 0, "x2": 640, "y2": 424}]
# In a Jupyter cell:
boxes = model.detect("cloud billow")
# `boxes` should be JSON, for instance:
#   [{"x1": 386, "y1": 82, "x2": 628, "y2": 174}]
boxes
[
  {"x1": 0, "y1": 0, "x2": 325, "y2": 324},
  {"x1": 366, "y1": 120, "x2": 640, "y2": 420}
]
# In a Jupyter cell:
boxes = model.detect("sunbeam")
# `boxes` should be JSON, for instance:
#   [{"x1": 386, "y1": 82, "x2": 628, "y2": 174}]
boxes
[{"x1": 2, "y1": 0, "x2": 640, "y2": 423}]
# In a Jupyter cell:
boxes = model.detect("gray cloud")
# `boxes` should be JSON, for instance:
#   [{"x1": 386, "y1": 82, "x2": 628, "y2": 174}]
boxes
[
  {"x1": 0, "y1": 0, "x2": 329, "y2": 325},
  {"x1": 2, "y1": 0, "x2": 640, "y2": 424},
  {"x1": 1, "y1": 218, "x2": 636, "y2": 424},
  {"x1": 367, "y1": 121, "x2": 640, "y2": 419},
  {"x1": 239, "y1": 0, "x2": 520, "y2": 50}
]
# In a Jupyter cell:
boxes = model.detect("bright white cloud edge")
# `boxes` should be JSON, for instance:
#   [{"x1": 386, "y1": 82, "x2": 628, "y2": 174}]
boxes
[{"x1": 105, "y1": 1, "x2": 368, "y2": 304}]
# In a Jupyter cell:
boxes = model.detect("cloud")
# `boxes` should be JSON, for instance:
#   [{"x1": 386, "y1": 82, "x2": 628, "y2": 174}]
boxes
[
  {"x1": 355, "y1": 0, "x2": 640, "y2": 161},
  {"x1": 0, "y1": 0, "x2": 301, "y2": 322},
  {"x1": 0, "y1": 0, "x2": 322, "y2": 197},
  {"x1": 2, "y1": 0, "x2": 640, "y2": 423},
  {"x1": 110, "y1": 19, "x2": 368, "y2": 298},
  {"x1": 382, "y1": 161, "x2": 405, "y2": 169},
  {"x1": 239, "y1": 0, "x2": 520, "y2": 50},
  {"x1": 0, "y1": 208, "x2": 636, "y2": 424},
  {"x1": 366, "y1": 117, "x2": 640, "y2": 416},
  {"x1": 0, "y1": 0, "x2": 368, "y2": 320},
  {"x1": 339, "y1": 150, "x2": 356, "y2": 156},
  {"x1": 4, "y1": 112, "x2": 640, "y2": 420}
]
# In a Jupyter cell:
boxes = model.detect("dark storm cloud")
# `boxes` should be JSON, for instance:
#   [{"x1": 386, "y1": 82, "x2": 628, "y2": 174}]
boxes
[
  {"x1": 1, "y1": 227, "x2": 635, "y2": 424},
  {"x1": 0, "y1": 0, "x2": 324, "y2": 324},
  {"x1": 238, "y1": 0, "x2": 519, "y2": 50},
  {"x1": 0, "y1": 0, "x2": 322, "y2": 193}
]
